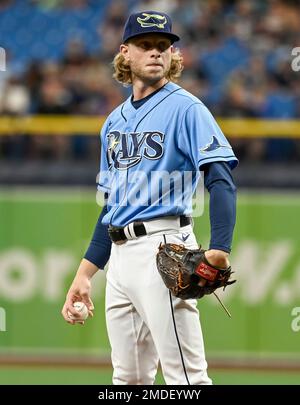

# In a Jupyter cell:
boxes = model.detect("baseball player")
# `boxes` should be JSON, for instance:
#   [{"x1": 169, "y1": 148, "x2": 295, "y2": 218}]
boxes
[{"x1": 62, "y1": 11, "x2": 238, "y2": 385}]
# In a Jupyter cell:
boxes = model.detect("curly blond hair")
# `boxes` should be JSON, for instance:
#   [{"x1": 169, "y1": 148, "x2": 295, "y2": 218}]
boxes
[{"x1": 112, "y1": 48, "x2": 184, "y2": 86}]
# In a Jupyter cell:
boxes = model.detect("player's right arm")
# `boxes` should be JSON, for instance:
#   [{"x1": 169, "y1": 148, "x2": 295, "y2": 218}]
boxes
[
  {"x1": 62, "y1": 203, "x2": 111, "y2": 325},
  {"x1": 62, "y1": 118, "x2": 112, "y2": 325},
  {"x1": 61, "y1": 259, "x2": 97, "y2": 325}
]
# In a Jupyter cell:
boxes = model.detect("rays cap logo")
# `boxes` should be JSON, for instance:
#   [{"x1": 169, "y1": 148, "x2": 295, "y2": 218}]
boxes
[
  {"x1": 137, "y1": 13, "x2": 167, "y2": 28},
  {"x1": 122, "y1": 11, "x2": 180, "y2": 44}
]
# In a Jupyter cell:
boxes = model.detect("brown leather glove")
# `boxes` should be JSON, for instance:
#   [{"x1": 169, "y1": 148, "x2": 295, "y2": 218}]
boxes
[{"x1": 156, "y1": 243, "x2": 236, "y2": 299}]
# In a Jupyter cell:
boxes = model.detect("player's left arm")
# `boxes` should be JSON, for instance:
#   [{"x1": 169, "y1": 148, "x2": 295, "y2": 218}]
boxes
[
  {"x1": 177, "y1": 103, "x2": 238, "y2": 269},
  {"x1": 202, "y1": 161, "x2": 237, "y2": 269}
]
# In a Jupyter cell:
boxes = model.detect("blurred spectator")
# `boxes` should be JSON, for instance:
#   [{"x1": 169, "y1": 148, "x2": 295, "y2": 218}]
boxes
[
  {"x1": 0, "y1": 77, "x2": 30, "y2": 114},
  {"x1": 30, "y1": 0, "x2": 63, "y2": 9},
  {"x1": 97, "y1": 1, "x2": 128, "y2": 62},
  {"x1": 133, "y1": 0, "x2": 176, "y2": 14},
  {"x1": 0, "y1": 0, "x2": 14, "y2": 11},
  {"x1": 30, "y1": 0, "x2": 90, "y2": 9},
  {"x1": 63, "y1": 0, "x2": 90, "y2": 8}
]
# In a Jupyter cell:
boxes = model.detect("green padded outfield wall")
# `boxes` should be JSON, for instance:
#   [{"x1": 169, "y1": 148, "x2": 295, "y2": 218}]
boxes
[{"x1": 0, "y1": 190, "x2": 299, "y2": 359}]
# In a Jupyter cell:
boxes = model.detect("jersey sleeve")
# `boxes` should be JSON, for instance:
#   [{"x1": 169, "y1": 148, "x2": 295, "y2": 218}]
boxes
[
  {"x1": 178, "y1": 103, "x2": 238, "y2": 170},
  {"x1": 97, "y1": 120, "x2": 111, "y2": 193}
]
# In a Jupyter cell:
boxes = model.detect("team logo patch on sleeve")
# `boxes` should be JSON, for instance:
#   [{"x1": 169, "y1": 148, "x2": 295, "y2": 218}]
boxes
[
  {"x1": 200, "y1": 135, "x2": 232, "y2": 154},
  {"x1": 137, "y1": 13, "x2": 167, "y2": 29}
]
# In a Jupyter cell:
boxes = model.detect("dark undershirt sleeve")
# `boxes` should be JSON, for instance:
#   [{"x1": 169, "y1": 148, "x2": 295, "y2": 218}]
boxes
[
  {"x1": 203, "y1": 161, "x2": 237, "y2": 253},
  {"x1": 84, "y1": 205, "x2": 112, "y2": 269}
]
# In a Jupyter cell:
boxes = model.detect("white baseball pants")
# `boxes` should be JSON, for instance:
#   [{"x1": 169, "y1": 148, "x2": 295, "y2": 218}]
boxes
[{"x1": 105, "y1": 217, "x2": 212, "y2": 385}]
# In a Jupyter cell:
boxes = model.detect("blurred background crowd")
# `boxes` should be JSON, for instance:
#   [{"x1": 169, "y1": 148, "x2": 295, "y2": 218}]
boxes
[{"x1": 0, "y1": 0, "x2": 300, "y2": 186}]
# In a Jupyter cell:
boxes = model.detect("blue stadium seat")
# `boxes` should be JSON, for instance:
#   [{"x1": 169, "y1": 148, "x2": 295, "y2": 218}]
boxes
[{"x1": 0, "y1": 0, "x2": 110, "y2": 70}]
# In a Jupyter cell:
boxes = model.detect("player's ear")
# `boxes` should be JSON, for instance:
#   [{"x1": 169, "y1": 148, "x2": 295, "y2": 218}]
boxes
[{"x1": 120, "y1": 43, "x2": 130, "y2": 63}]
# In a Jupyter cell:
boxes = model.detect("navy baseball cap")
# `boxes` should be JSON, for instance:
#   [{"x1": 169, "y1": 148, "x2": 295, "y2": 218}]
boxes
[{"x1": 122, "y1": 11, "x2": 180, "y2": 44}]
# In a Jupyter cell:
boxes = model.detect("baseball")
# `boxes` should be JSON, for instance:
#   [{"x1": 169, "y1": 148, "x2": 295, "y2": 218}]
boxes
[{"x1": 68, "y1": 301, "x2": 89, "y2": 321}]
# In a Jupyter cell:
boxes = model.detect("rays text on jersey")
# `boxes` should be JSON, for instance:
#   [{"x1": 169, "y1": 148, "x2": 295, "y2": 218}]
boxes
[{"x1": 107, "y1": 130, "x2": 165, "y2": 170}]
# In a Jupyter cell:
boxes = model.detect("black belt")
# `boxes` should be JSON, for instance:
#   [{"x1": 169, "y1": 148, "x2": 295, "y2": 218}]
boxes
[{"x1": 108, "y1": 215, "x2": 192, "y2": 244}]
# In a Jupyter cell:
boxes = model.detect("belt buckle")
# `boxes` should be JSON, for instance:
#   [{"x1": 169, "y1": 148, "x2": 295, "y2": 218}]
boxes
[{"x1": 108, "y1": 226, "x2": 127, "y2": 245}]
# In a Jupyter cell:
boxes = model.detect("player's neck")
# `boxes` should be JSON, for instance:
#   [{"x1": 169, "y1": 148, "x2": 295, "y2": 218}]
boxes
[{"x1": 132, "y1": 78, "x2": 168, "y2": 101}]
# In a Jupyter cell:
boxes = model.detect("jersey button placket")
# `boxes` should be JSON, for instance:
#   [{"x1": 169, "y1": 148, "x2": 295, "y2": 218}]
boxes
[{"x1": 110, "y1": 115, "x2": 136, "y2": 224}]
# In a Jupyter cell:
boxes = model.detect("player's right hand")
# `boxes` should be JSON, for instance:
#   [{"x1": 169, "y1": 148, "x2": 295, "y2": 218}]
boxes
[{"x1": 61, "y1": 275, "x2": 94, "y2": 325}]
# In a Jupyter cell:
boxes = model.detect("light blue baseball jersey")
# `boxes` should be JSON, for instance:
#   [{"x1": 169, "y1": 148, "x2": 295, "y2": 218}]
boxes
[{"x1": 98, "y1": 82, "x2": 238, "y2": 227}]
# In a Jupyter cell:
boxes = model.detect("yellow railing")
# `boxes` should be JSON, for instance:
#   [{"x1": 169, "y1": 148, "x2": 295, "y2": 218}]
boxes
[
  {"x1": 0, "y1": 116, "x2": 300, "y2": 138},
  {"x1": 0, "y1": 116, "x2": 105, "y2": 136}
]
